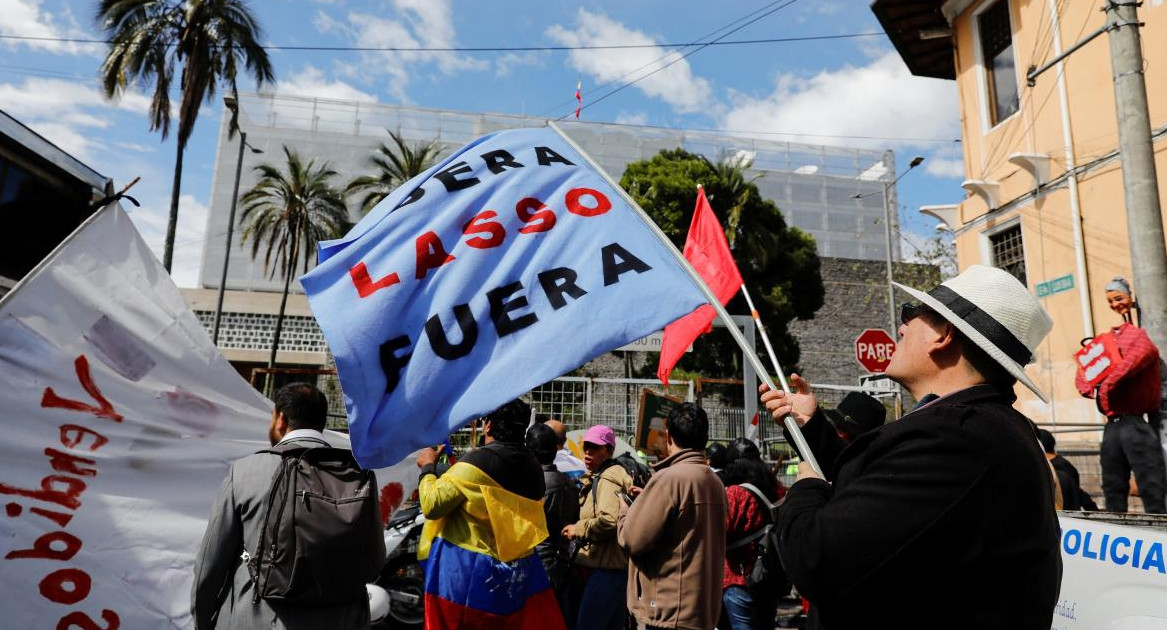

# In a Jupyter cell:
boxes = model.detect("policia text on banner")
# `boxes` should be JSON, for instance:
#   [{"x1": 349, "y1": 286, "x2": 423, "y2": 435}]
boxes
[{"x1": 1062, "y1": 525, "x2": 1166, "y2": 573}]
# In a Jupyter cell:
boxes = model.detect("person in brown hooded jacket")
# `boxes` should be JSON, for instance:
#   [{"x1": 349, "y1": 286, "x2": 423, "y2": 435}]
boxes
[{"x1": 617, "y1": 403, "x2": 726, "y2": 630}]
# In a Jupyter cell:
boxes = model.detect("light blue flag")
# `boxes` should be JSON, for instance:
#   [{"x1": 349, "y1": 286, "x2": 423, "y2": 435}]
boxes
[{"x1": 301, "y1": 126, "x2": 706, "y2": 468}]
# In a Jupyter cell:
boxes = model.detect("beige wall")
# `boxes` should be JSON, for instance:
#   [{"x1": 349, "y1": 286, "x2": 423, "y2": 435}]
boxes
[{"x1": 943, "y1": 0, "x2": 1167, "y2": 434}]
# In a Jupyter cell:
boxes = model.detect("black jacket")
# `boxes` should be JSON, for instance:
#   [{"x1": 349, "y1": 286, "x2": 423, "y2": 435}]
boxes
[
  {"x1": 536, "y1": 464, "x2": 580, "y2": 586},
  {"x1": 452, "y1": 440, "x2": 545, "y2": 500},
  {"x1": 1051, "y1": 453, "x2": 1097, "y2": 511},
  {"x1": 779, "y1": 385, "x2": 1062, "y2": 630}
]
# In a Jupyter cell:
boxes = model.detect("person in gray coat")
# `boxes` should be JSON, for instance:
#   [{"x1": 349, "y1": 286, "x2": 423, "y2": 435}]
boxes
[{"x1": 191, "y1": 383, "x2": 385, "y2": 629}]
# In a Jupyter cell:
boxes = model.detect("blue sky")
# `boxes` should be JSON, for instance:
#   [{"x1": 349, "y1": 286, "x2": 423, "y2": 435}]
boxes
[{"x1": 1, "y1": 0, "x2": 964, "y2": 287}]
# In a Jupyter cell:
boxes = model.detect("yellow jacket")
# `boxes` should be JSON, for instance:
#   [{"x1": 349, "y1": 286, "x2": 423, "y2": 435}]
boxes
[
  {"x1": 418, "y1": 459, "x2": 548, "y2": 563},
  {"x1": 574, "y1": 462, "x2": 632, "y2": 570}
]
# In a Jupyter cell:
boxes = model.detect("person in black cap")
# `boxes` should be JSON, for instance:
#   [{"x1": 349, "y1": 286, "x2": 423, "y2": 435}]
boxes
[
  {"x1": 823, "y1": 391, "x2": 887, "y2": 443},
  {"x1": 760, "y1": 265, "x2": 1061, "y2": 630}
]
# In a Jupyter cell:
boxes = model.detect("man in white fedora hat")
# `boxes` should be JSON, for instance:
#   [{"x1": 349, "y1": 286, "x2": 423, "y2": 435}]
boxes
[{"x1": 760, "y1": 265, "x2": 1061, "y2": 630}]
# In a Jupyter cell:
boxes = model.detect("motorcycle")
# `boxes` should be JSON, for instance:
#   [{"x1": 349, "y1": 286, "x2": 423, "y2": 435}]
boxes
[{"x1": 372, "y1": 501, "x2": 427, "y2": 629}]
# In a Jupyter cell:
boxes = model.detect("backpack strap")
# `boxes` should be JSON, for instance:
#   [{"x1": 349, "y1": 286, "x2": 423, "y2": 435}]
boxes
[
  {"x1": 727, "y1": 483, "x2": 777, "y2": 551},
  {"x1": 257, "y1": 437, "x2": 330, "y2": 457},
  {"x1": 588, "y1": 459, "x2": 619, "y2": 506},
  {"x1": 250, "y1": 442, "x2": 319, "y2": 604},
  {"x1": 738, "y1": 483, "x2": 776, "y2": 512}
]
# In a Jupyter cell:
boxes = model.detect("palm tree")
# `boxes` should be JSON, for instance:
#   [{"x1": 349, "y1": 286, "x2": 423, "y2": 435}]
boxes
[
  {"x1": 706, "y1": 153, "x2": 761, "y2": 248},
  {"x1": 97, "y1": 0, "x2": 274, "y2": 272},
  {"x1": 239, "y1": 146, "x2": 348, "y2": 387},
  {"x1": 345, "y1": 130, "x2": 443, "y2": 215}
]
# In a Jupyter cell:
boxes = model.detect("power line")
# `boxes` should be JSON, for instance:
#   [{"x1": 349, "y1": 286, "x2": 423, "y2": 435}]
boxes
[
  {"x1": 0, "y1": 68, "x2": 959, "y2": 145},
  {"x1": 567, "y1": 0, "x2": 803, "y2": 119},
  {"x1": 537, "y1": 0, "x2": 796, "y2": 118},
  {"x1": 0, "y1": 32, "x2": 880, "y2": 52}
]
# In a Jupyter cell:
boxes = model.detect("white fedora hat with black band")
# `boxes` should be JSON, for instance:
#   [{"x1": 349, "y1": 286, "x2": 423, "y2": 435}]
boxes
[{"x1": 892, "y1": 265, "x2": 1054, "y2": 402}]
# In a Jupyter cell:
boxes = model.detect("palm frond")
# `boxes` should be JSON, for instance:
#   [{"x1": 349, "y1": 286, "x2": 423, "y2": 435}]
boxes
[
  {"x1": 344, "y1": 129, "x2": 443, "y2": 215},
  {"x1": 239, "y1": 145, "x2": 349, "y2": 280}
]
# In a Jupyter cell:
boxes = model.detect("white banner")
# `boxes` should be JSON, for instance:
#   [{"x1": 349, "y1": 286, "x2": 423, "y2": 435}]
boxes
[
  {"x1": 0, "y1": 205, "x2": 417, "y2": 629},
  {"x1": 1056, "y1": 514, "x2": 1167, "y2": 629}
]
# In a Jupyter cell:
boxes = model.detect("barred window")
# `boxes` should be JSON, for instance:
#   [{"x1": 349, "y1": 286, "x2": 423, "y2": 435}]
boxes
[
  {"x1": 990, "y1": 224, "x2": 1026, "y2": 286},
  {"x1": 979, "y1": 1, "x2": 1019, "y2": 125}
]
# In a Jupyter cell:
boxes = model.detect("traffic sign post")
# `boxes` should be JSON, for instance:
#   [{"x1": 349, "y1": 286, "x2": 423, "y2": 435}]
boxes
[
  {"x1": 855, "y1": 329, "x2": 897, "y2": 373},
  {"x1": 858, "y1": 373, "x2": 898, "y2": 394}
]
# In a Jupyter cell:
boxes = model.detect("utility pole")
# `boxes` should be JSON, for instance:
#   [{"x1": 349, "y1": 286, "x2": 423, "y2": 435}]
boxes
[{"x1": 1106, "y1": 0, "x2": 1167, "y2": 349}]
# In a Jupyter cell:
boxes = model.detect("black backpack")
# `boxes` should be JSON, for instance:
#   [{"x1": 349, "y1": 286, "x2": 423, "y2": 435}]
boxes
[
  {"x1": 245, "y1": 443, "x2": 380, "y2": 606},
  {"x1": 729, "y1": 483, "x2": 790, "y2": 598},
  {"x1": 614, "y1": 452, "x2": 652, "y2": 488}
]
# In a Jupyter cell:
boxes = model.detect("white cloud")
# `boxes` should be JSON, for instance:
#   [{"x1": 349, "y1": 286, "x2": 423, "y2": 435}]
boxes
[
  {"x1": 0, "y1": 77, "x2": 151, "y2": 118},
  {"x1": 722, "y1": 52, "x2": 959, "y2": 152},
  {"x1": 0, "y1": 78, "x2": 153, "y2": 160},
  {"x1": 925, "y1": 157, "x2": 966, "y2": 179},
  {"x1": 546, "y1": 9, "x2": 714, "y2": 114},
  {"x1": 316, "y1": 0, "x2": 486, "y2": 101},
  {"x1": 128, "y1": 193, "x2": 208, "y2": 289},
  {"x1": 275, "y1": 66, "x2": 378, "y2": 102},
  {"x1": 112, "y1": 141, "x2": 157, "y2": 154},
  {"x1": 494, "y1": 51, "x2": 542, "y2": 78},
  {"x1": 0, "y1": 0, "x2": 101, "y2": 56},
  {"x1": 614, "y1": 111, "x2": 648, "y2": 126}
]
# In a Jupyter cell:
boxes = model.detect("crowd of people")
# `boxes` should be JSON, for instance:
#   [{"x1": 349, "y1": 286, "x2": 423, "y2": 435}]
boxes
[
  {"x1": 414, "y1": 400, "x2": 800, "y2": 630},
  {"x1": 190, "y1": 264, "x2": 1167, "y2": 630}
]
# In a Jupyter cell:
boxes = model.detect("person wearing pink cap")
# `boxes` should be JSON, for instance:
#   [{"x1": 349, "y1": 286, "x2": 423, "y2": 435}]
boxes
[{"x1": 562, "y1": 424, "x2": 632, "y2": 630}]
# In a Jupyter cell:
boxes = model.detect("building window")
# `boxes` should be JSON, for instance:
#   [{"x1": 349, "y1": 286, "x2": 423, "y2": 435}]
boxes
[
  {"x1": 979, "y1": 0, "x2": 1019, "y2": 125},
  {"x1": 989, "y1": 224, "x2": 1026, "y2": 285}
]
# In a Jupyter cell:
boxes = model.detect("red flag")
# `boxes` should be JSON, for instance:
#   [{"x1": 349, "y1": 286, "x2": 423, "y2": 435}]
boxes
[
  {"x1": 746, "y1": 411, "x2": 760, "y2": 442},
  {"x1": 657, "y1": 187, "x2": 744, "y2": 383},
  {"x1": 574, "y1": 81, "x2": 582, "y2": 119}
]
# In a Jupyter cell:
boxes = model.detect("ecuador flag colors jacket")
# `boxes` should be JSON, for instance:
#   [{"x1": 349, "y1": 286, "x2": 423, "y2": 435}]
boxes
[{"x1": 418, "y1": 441, "x2": 565, "y2": 630}]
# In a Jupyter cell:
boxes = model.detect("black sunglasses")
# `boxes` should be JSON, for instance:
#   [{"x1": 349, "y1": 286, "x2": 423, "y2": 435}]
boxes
[{"x1": 899, "y1": 302, "x2": 937, "y2": 325}]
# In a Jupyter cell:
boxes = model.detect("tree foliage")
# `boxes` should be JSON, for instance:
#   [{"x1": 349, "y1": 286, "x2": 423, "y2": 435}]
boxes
[
  {"x1": 345, "y1": 130, "x2": 444, "y2": 215},
  {"x1": 97, "y1": 0, "x2": 274, "y2": 272},
  {"x1": 239, "y1": 146, "x2": 348, "y2": 373},
  {"x1": 619, "y1": 149, "x2": 824, "y2": 378},
  {"x1": 902, "y1": 230, "x2": 957, "y2": 286}
]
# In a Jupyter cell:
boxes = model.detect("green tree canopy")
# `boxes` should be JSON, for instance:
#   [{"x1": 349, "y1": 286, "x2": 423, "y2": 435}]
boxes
[{"x1": 619, "y1": 149, "x2": 824, "y2": 378}]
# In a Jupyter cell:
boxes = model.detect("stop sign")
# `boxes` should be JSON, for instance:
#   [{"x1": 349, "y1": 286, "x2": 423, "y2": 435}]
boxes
[{"x1": 855, "y1": 329, "x2": 897, "y2": 373}]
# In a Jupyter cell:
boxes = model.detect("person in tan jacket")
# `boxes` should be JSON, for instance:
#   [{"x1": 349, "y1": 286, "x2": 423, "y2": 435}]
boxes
[
  {"x1": 563, "y1": 424, "x2": 633, "y2": 630},
  {"x1": 617, "y1": 403, "x2": 727, "y2": 630}
]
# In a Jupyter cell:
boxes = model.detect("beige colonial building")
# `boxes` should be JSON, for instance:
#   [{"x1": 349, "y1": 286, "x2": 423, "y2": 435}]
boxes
[{"x1": 875, "y1": 0, "x2": 1167, "y2": 429}]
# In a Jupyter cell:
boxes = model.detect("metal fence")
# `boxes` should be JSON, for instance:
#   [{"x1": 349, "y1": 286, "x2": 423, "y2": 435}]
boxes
[
  {"x1": 525, "y1": 377, "x2": 694, "y2": 438},
  {"x1": 253, "y1": 367, "x2": 898, "y2": 462},
  {"x1": 251, "y1": 367, "x2": 1167, "y2": 513}
]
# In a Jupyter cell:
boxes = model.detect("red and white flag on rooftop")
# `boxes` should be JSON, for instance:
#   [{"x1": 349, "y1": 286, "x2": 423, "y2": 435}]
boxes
[
  {"x1": 657, "y1": 186, "x2": 744, "y2": 383},
  {"x1": 574, "y1": 81, "x2": 582, "y2": 119}
]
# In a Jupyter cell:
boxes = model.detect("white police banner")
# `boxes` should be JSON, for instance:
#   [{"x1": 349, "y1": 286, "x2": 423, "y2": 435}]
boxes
[
  {"x1": 302, "y1": 126, "x2": 707, "y2": 468},
  {"x1": 0, "y1": 204, "x2": 417, "y2": 629},
  {"x1": 1056, "y1": 514, "x2": 1167, "y2": 627}
]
